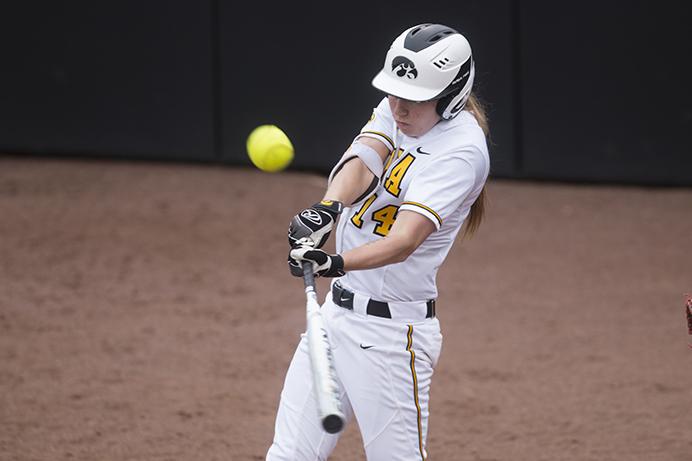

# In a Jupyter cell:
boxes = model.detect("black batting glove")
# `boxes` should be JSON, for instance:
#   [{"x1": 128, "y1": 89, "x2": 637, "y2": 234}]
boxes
[
  {"x1": 288, "y1": 245, "x2": 345, "y2": 278},
  {"x1": 288, "y1": 200, "x2": 343, "y2": 249}
]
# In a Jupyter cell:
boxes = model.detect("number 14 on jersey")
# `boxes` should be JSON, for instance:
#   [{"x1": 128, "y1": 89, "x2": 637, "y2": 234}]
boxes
[{"x1": 349, "y1": 152, "x2": 416, "y2": 237}]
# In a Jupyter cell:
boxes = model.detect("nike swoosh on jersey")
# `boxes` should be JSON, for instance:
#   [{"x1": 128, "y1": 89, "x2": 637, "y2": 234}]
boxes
[
  {"x1": 416, "y1": 147, "x2": 433, "y2": 155},
  {"x1": 359, "y1": 344, "x2": 374, "y2": 350}
]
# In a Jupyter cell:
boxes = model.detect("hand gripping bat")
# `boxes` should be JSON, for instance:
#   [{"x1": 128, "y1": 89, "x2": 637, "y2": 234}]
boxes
[{"x1": 302, "y1": 262, "x2": 345, "y2": 434}]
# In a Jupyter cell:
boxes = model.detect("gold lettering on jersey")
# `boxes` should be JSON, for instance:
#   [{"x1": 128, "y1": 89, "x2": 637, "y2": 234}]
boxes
[
  {"x1": 383, "y1": 148, "x2": 404, "y2": 173},
  {"x1": 372, "y1": 205, "x2": 399, "y2": 236},
  {"x1": 383, "y1": 153, "x2": 415, "y2": 197},
  {"x1": 350, "y1": 194, "x2": 378, "y2": 229}
]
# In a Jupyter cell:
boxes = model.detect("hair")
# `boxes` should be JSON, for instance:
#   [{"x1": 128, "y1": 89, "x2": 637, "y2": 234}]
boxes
[{"x1": 461, "y1": 92, "x2": 488, "y2": 239}]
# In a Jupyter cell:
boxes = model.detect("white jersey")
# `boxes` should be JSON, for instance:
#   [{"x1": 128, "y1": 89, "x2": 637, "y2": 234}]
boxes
[{"x1": 333, "y1": 97, "x2": 489, "y2": 302}]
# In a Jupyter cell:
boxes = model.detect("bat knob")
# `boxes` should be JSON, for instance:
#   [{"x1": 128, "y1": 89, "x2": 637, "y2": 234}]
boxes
[{"x1": 322, "y1": 414, "x2": 345, "y2": 434}]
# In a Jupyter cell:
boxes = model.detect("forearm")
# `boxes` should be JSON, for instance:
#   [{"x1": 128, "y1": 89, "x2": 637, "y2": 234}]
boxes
[
  {"x1": 289, "y1": 211, "x2": 434, "y2": 278},
  {"x1": 323, "y1": 137, "x2": 389, "y2": 206},
  {"x1": 341, "y1": 234, "x2": 416, "y2": 271},
  {"x1": 323, "y1": 157, "x2": 376, "y2": 206},
  {"x1": 341, "y1": 210, "x2": 436, "y2": 271}
]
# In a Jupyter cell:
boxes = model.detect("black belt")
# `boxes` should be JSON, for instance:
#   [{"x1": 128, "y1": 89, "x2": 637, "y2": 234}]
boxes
[{"x1": 332, "y1": 281, "x2": 435, "y2": 319}]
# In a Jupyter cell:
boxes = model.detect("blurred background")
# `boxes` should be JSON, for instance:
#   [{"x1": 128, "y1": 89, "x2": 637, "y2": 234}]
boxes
[{"x1": 1, "y1": 0, "x2": 691, "y2": 185}]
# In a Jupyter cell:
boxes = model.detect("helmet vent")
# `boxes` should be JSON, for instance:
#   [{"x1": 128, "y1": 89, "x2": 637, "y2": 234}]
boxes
[
  {"x1": 404, "y1": 24, "x2": 458, "y2": 52},
  {"x1": 411, "y1": 23, "x2": 432, "y2": 36},
  {"x1": 430, "y1": 30, "x2": 454, "y2": 43},
  {"x1": 433, "y1": 57, "x2": 451, "y2": 69}
]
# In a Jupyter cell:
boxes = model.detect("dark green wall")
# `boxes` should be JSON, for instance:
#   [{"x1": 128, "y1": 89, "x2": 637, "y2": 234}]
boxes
[{"x1": 0, "y1": 1, "x2": 690, "y2": 185}]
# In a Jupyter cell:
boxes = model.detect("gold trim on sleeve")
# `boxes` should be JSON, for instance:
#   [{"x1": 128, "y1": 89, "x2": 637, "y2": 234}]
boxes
[
  {"x1": 359, "y1": 130, "x2": 395, "y2": 151},
  {"x1": 401, "y1": 201, "x2": 443, "y2": 227}
]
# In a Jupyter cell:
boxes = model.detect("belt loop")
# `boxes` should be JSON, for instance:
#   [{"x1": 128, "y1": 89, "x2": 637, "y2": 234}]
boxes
[{"x1": 426, "y1": 299, "x2": 436, "y2": 319}]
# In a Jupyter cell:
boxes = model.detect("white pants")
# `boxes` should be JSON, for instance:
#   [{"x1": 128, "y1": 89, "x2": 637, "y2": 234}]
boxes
[{"x1": 267, "y1": 294, "x2": 443, "y2": 460}]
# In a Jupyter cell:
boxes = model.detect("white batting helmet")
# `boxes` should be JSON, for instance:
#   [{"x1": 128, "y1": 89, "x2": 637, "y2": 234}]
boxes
[{"x1": 372, "y1": 24, "x2": 475, "y2": 120}]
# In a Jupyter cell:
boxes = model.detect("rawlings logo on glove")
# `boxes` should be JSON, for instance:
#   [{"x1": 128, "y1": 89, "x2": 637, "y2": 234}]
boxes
[{"x1": 300, "y1": 209, "x2": 323, "y2": 225}]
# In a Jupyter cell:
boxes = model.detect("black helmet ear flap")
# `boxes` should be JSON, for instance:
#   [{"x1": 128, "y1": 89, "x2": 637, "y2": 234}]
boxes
[
  {"x1": 435, "y1": 59, "x2": 475, "y2": 120},
  {"x1": 436, "y1": 87, "x2": 472, "y2": 120},
  {"x1": 436, "y1": 91, "x2": 458, "y2": 119}
]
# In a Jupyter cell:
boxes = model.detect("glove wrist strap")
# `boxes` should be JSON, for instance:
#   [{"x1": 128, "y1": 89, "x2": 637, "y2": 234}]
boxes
[
  {"x1": 327, "y1": 254, "x2": 346, "y2": 277},
  {"x1": 313, "y1": 200, "x2": 343, "y2": 219}
]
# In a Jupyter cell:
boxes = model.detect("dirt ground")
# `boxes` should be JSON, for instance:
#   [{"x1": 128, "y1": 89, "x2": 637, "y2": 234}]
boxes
[{"x1": 0, "y1": 156, "x2": 690, "y2": 461}]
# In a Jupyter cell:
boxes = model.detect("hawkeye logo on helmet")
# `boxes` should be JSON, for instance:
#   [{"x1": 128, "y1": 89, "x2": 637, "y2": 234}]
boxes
[{"x1": 392, "y1": 56, "x2": 417, "y2": 79}]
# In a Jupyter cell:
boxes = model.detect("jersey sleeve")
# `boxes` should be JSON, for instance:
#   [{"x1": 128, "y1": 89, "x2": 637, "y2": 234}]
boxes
[
  {"x1": 354, "y1": 97, "x2": 396, "y2": 153},
  {"x1": 399, "y1": 149, "x2": 482, "y2": 230}
]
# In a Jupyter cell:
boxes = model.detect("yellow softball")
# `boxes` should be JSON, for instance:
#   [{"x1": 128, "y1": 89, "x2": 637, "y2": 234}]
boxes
[{"x1": 246, "y1": 125, "x2": 294, "y2": 173}]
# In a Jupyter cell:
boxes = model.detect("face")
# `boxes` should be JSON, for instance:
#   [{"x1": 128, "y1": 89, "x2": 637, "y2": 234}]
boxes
[{"x1": 388, "y1": 95, "x2": 441, "y2": 137}]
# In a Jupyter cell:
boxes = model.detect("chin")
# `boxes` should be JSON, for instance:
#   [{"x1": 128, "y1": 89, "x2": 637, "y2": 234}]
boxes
[{"x1": 398, "y1": 125, "x2": 419, "y2": 137}]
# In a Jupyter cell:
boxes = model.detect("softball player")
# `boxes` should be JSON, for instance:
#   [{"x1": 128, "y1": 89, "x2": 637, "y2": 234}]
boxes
[{"x1": 268, "y1": 23, "x2": 489, "y2": 460}]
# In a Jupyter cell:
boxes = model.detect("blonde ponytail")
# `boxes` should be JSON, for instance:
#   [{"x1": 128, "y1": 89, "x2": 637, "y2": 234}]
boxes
[{"x1": 461, "y1": 92, "x2": 489, "y2": 239}]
